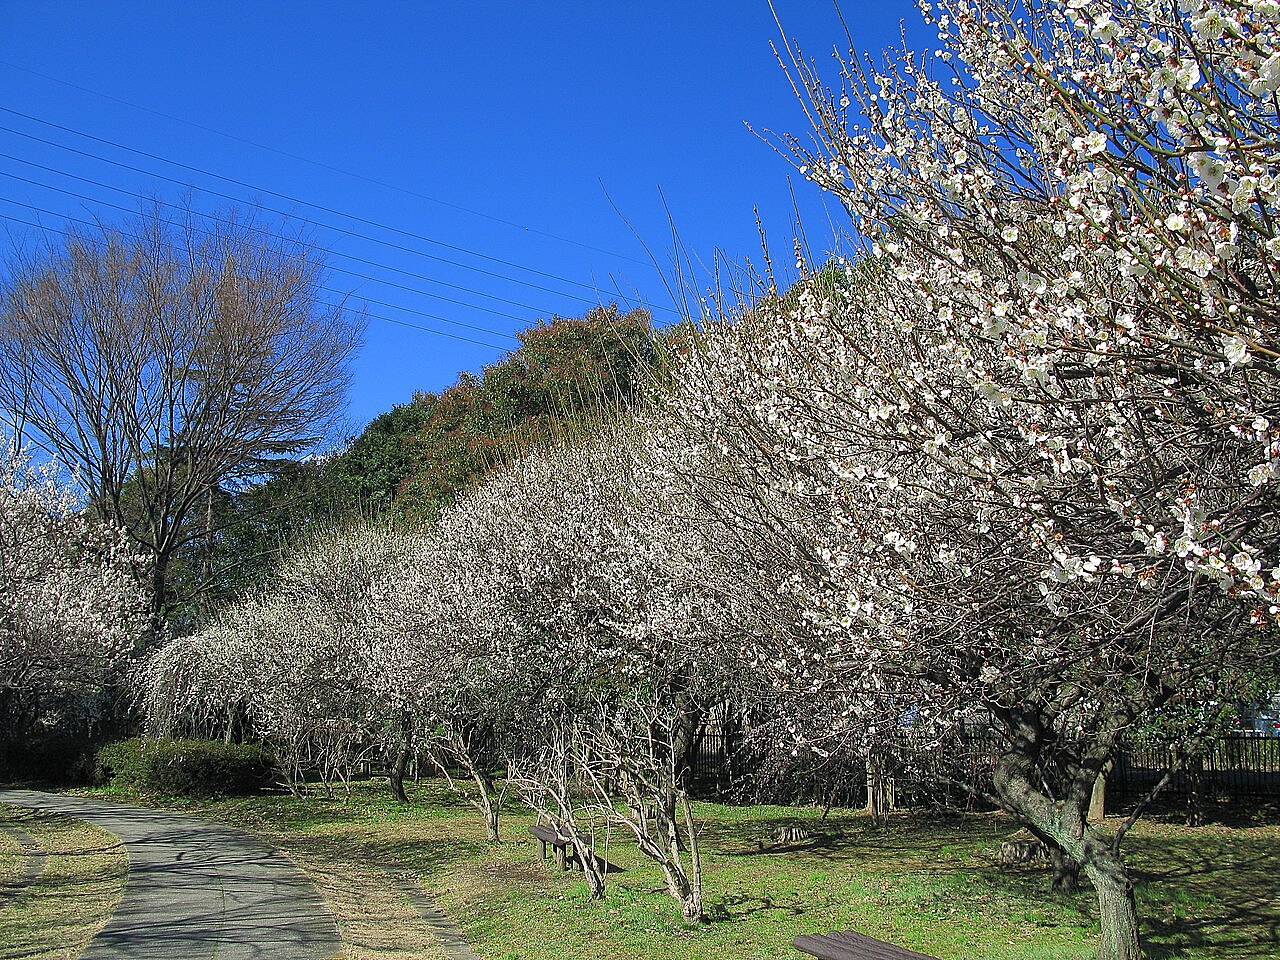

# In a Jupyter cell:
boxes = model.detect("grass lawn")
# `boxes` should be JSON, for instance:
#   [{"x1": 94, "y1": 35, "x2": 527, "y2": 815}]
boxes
[
  {"x1": 0, "y1": 803, "x2": 126, "y2": 960},
  {"x1": 75, "y1": 780, "x2": 1279, "y2": 960}
]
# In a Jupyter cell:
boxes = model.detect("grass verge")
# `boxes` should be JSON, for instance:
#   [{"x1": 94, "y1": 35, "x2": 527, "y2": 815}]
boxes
[
  {"x1": 79, "y1": 780, "x2": 1280, "y2": 960},
  {"x1": 0, "y1": 802, "x2": 126, "y2": 960}
]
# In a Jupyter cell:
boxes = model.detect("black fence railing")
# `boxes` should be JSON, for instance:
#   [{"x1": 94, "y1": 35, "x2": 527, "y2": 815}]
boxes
[
  {"x1": 1112, "y1": 734, "x2": 1280, "y2": 802},
  {"x1": 687, "y1": 728, "x2": 1280, "y2": 810}
]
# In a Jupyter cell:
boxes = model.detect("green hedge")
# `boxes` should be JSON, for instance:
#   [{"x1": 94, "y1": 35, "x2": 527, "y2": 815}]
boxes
[{"x1": 95, "y1": 738, "x2": 275, "y2": 797}]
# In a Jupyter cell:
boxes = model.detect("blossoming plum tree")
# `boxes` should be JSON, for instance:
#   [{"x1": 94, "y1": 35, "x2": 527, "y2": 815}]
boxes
[
  {"x1": 142, "y1": 523, "x2": 416, "y2": 794},
  {"x1": 653, "y1": 2, "x2": 1280, "y2": 957},
  {"x1": 455, "y1": 431, "x2": 733, "y2": 921},
  {"x1": 0, "y1": 443, "x2": 145, "y2": 748}
]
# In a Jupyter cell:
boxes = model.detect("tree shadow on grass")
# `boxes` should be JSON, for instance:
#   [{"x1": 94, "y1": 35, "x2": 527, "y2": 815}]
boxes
[
  {"x1": 1126, "y1": 830, "x2": 1280, "y2": 959},
  {"x1": 710, "y1": 811, "x2": 1006, "y2": 872},
  {"x1": 704, "y1": 892, "x2": 809, "y2": 923}
]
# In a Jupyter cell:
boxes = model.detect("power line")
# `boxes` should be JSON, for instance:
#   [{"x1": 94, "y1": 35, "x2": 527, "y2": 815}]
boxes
[
  {"x1": 0, "y1": 167, "x2": 532, "y2": 331},
  {"x1": 0, "y1": 132, "x2": 585, "y2": 321},
  {"x1": 0, "y1": 133, "x2": 622, "y2": 316},
  {"x1": 0, "y1": 185, "x2": 523, "y2": 341},
  {"x1": 0, "y1": 105, "x2": 671, "y2": 317},
  {"x1": 0, "y1": 58, "x2": 655, "y2": 268},
  {"x1": 0, "y1": 206, "x2": 514, "y2": 353}
]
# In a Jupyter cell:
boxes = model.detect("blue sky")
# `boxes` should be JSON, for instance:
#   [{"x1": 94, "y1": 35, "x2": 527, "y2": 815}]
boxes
[{"x1": 0, "y1": 2, "x2": 926, "y2": 436}]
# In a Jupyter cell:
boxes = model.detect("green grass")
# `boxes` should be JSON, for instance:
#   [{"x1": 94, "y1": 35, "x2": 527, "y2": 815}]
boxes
[
  {"x1": 76, "y1": 780, "x2": 1280, "y2": 960},
  {"x1": 0, "y1": 803, "x2": 126, "y2": 960}
]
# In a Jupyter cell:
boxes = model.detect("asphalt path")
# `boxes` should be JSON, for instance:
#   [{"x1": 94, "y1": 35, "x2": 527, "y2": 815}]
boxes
[{"x1": 0, "y1": 789, "x2": 341, "y2": 960}]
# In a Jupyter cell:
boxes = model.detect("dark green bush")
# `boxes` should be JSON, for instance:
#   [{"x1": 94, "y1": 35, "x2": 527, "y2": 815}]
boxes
[{"x1": 95, "y1": 737, "x2": 274, "y2": 797}]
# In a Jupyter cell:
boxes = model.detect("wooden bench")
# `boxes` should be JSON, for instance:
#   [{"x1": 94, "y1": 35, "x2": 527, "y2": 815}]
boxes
[
  {"x1": 793, "y1": 930, "x2": 941, "y2": 960},
  {"x1": 529, "y1": 824, "x2": 575, "y2": 871}
]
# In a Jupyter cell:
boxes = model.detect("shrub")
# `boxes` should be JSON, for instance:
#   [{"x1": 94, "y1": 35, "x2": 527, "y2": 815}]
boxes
[{"x1": 95, "y1": 737, "x2": 274, "y2": 797}]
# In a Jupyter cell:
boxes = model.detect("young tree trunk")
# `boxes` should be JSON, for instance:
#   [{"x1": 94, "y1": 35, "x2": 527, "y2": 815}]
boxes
[
  {"x1": 575, "y1": 838, "x2": 607, "y2": 899},
  {"x1": 866, "y1": 752, "x2": 893, "y2": 822},
  {"x1": 468, "y1": 768, "x2": 500, "y2": 842},
  {"x1": 629, "y1": 788, "x2": 705, "y2": 922},
  {"x1": 388, "y1": 742, "x2": 410, "y2": 804},
  {"x1": 678, "y1": 791, "x2": 704, "y2": 922},
  {"x1": 660, "y1": 789, "x2": 686, "y2": 851},
  {"x1": 662, "y1": 704, "x2": 702, "y2": 852},
  {"x1": 1185, "y1": 755, "x2": 1205, "y2": 828},
  {"x1": 659, "y1": 862, "x2": 703, "y2": 922}
]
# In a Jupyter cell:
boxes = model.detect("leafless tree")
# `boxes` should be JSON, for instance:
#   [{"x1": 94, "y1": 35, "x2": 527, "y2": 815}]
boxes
[{"x1": 0, "y1": 205, "x2": 362, "y2": 635}]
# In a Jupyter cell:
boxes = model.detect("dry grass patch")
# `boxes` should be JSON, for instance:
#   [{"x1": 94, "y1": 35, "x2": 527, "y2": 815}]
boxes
[
  {"x1": 274, "y1": 840, "x2": 448, "y2": 960},
  {"x1": 0, "y1": 803, "x2": 126, "y2": 960}
]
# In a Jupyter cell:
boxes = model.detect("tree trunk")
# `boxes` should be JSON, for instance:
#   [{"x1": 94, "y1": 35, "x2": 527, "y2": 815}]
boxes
[
  {"x1": 1089, "y1": 770, "x2": 1107, "y2": 824},
  {"x1": 660, "y1": 862, "x2": 703, "y2": 923},
  {"x1": 1050, "y1": 846, "x2": 1080, "y2": 894},
  {"x1": 1085, "y1": 850, "x2": 1143, "y2": 960},
  {"x1": 148, "y1": 553, "x2": 171, "y2": 643},
  {"x1": 866, "y1": 752, "x2": 893, "y2": 821},
  {"x1": 679, "y1": 791, "x2": 705, "y2": 922},
  {"x1": 469, "y1": 769, "x2": 500, "y2": 842},
  {"x1": 991, "y1": 711, "x2": 1141, "y2": 960},
  {"x1": 568, "y1": 834, "x2": 607, "y2": 898},
  {"x1": 388, "y1": 742, "x2": 410, "y2": 804},
  {"x1": 661, "y1": 789, "x2": 686, "y2": 851},
  {"x1": 1185, "y1": 755, "x2": 1205, "y2": 827}
]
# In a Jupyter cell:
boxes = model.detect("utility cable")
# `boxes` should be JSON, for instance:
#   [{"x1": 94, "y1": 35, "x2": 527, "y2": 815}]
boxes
[
  {"x1": 0, "y1": 58, "x2": 654, "y2": 267},
  {"x1": 0, "y1": 136, "x2": 620, "y2": 314},
  {"x1": 0, "y1": 105, "x2": 669, "y2": 314},
  {"x1": 0, "y1": 206, "x2": 513, "y2": 352},
  {"x1": 0, "y1": 175, "x2": 525, "y2": 338},
  {"x1": 0, "y1": 138, "x2": 568, "y2": 320}
]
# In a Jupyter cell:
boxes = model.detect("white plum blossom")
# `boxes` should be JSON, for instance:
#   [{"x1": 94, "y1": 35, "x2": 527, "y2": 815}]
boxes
[{"x1": 1, "y1": 443, "x2": 146, "y2": 741}]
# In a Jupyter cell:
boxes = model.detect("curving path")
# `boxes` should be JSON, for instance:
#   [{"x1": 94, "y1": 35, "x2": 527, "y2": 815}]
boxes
[{"x1": 0, "y1": 789, "x2": 341, "y2": 960}]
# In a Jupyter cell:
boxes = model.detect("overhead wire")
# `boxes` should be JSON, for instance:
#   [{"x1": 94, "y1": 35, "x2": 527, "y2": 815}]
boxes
[
  {"x1": 0, "y1": 58, "x2": 655, "y2": 268},
  {"x1": 0, "y1": 105, "x2": 674, "y2": 317},
  {"x1": 0, "y1": 167, "x2": 531, "y2": 332},
  {"x1": 0, "y1": 204, "x2": 514, "y2": 352},
  {"x1": 0, "y1": 129, "x2": 593, "y2": 320}
]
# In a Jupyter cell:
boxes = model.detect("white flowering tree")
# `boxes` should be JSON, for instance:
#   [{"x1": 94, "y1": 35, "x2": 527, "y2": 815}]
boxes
[
  {"x1": 373, "y1": 496, "x2": 537, "y2": 839},
  {"x1": 641, "y1": 2, "x2": 1280, "y2": 957},
  {"x1": 142, "y1": 523, "x2": 413, "y2": 794},
  {"x1": 450, "y1": 431, "x2": 737, "y2": 921},
  {"x1": 0, "y1": 443, "x2": 146, "y2": 751}
]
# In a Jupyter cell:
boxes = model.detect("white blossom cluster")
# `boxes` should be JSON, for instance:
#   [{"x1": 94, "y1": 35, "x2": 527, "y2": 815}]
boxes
[{"x1": 1, "y1": 443, "x2": 146, "y2": 735}]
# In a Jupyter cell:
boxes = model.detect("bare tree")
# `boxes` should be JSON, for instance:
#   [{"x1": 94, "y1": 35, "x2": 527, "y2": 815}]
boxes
[{"x1": 0, "y1": 205, "x2": 362, "y2": 635}]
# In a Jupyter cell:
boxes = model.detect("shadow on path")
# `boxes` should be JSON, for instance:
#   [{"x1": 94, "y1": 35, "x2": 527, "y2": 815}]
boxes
[{"x1": 0, "y1": 789, "x2": 341, "y2": 960}]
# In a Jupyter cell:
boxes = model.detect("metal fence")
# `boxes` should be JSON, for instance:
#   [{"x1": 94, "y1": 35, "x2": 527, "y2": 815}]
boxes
[
  {"x1": 1111, "y1": 734, "x2": 1280, "y2": 802},
  {"x1": 688, "y1": 728, "x2": 1280, "y2": 809}
]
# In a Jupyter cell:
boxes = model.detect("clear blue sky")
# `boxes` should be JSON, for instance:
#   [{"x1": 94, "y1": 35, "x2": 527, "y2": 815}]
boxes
[{"x1": 0, "y1": 1, "x2": 925, "y2": 436}]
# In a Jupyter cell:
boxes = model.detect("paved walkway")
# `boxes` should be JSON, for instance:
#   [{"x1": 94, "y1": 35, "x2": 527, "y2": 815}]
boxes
[
  {"x1": 0, "y1": 789, "x2": 341, "y2": 960},
  {"x1": 382, "y1": 862, "x2": 482, "y2": 960}
]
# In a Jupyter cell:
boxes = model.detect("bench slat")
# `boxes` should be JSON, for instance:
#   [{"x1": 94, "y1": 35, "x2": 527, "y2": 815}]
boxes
[
  {"x1": 528, "y1": 824, "x2": 572, "y2": 844},
  {"x1": 794, "y1": 931, "x2": 940, "y2": 960}
]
